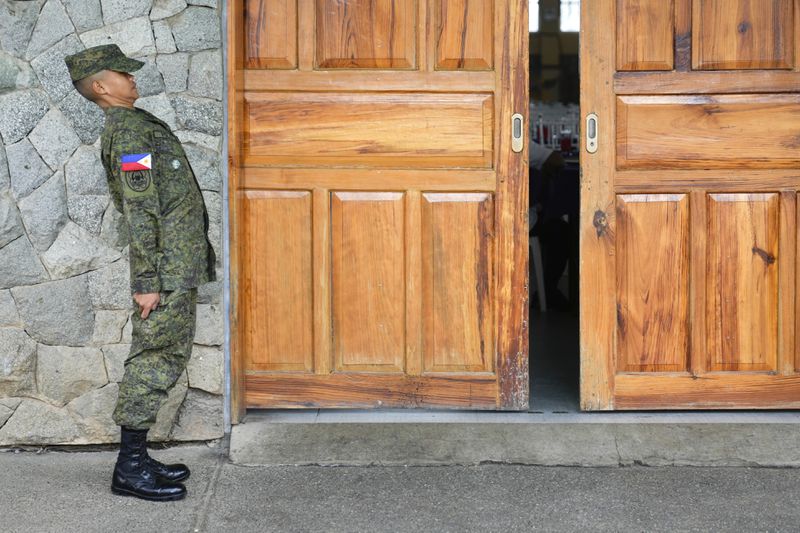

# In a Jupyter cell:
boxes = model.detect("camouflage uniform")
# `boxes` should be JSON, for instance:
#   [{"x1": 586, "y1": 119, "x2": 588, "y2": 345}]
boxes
[{"x1": 65, "y1": 45, "x2": 216, "y2": 431}]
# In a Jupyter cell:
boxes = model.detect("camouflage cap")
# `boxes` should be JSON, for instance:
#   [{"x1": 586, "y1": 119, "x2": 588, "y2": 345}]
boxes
[{"x1": 64, "y1": 44, "x2": 144, "y2": 82}]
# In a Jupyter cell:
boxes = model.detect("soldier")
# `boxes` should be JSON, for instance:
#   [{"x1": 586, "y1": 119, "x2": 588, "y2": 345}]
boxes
[{"x1": 65, "y1": 44, "x2": 216, "y2": 502}]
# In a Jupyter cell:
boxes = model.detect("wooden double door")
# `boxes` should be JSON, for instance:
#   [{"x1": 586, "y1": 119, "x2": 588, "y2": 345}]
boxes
[{"x1": 228, "y1": 0, "x2": 800, "y2": 418}]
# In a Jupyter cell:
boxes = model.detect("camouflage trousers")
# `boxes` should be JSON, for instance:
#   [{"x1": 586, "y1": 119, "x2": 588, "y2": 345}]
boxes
[{"x1": 113, "y1": 288, "x2": 197, "y2": 430}]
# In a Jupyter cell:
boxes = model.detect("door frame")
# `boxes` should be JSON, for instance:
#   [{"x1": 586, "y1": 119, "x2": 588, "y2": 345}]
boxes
[{"x1": 224, "y1": 0, "x2": 530, "y2": 422}]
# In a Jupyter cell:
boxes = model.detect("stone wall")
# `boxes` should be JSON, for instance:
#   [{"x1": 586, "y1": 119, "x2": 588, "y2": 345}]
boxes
[{"x1": 0, "y1": 0, "x2": 225, "y2": 445}]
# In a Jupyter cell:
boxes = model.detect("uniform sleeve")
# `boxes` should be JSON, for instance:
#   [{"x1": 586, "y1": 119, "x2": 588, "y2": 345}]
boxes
[{"x1": 110, "y1": 128, "x2": 162, "y2": 294}]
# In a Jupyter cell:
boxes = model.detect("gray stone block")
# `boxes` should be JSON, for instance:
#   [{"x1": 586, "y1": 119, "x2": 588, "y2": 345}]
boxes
[
  {"x1": 170, "y1": 93, "x2": 222, "y2": 135},
  {"x1": 68, "y1": 194, "x2": 108, "y2": 235},
  {"x1": 174, "y1": 129, "x2": 220, "y2": 151},
  {"x1": 184, "y1": 143, "x2": 220, "y2": 191},
  {"x1": 136, "y1": 93, "x2": 177, "y2": 130},
  {"x1": 202, "y1": 190, "x2": 222, "y2": 260},
  {"x1": 0, "y1": 50, "x2": 36, "y2": 91},
  {"x1": 66, "y1": 383, "x2": 119, "y2": 443},
  {"x1": 188, "y1": 49, "x2": 221, "y2": 100},
  {"x1": 0, "y1": 0, "x2": 44, "y2": 58},
  {"x1": 170, "y1": 388, "x2": 223, "y2": 441},
  {"x1": 7, "y1": 138, "x2": 52, "y2": 200},
  {"x1": 153, "y1": 19, "x2": 177, "y2": 53},
  {"x1": 59, "y1": 90, "x2": 105, "y2": 144},
  {"x1": 156, "y1": 52, "x2": 188, "y2": 93},
  {"x1": 37, "y1": 344, "x2": 108, "y2": 406},
  {"x1": 133, "y1": 55, "x2": 164, "y2": 97},
  {"x1": 18, "y1": 171, "x2": 68, "y2": 251},
  {"x1": 0, "y1": 290, "x2": 20, "y2": 327},
  {"x1": 12, "y1": 275, "x2": 95, "y2": 346},
  {"x1": 87, "y1": 258, "x2": 132, "y2": 310},
  {"x1": 91, "y1": 309, "x2": 129, "y2": 345},
  {"x1": 30, "y1": 34, "x2": 84, "y2": 103},
  {"x1": 197, "y1": 277, "x2": 222, "y2": 304},
  {"x1": 25, "y1": 0, "x2": 75, "y2": 61},
  {"x1": 0, "y1": 398, "x2": 80, "y2": 445},
  {"x1": 41, "y1": 221, "x2": 122, "y2": 279},
  {"x1": 121, "y1": 314, "x2": 132, "y2": 342},
  {"x1": 0, "y1": 191, "x2": 24, "y2": 249},
  {"x1": 0, "y1": 327, "x2": 37, "y2": 397},
  {"x1": 187, "y1": 0, "x2": 217, "y2": 7},
  {"x1": 0, "y1": 89, "x2": 50, "y2": 144},
  {"x1": 169, "y1": 6, "x2": 220, "y2": 52},
  {"x1": 195, "y1": 302, "x2": 223, "y2": 346},
  {"x1": 101, "y1": 0, "x2": 153, "y2": 25},
  {"x1": 80, "y1": 16, "x2": 156, "y2": 57},
  {"x1": 187, "y1": 344, "x2": 222, "y2": 394},
  {"x1": 0, "y1": 398, "x2": 19, "y2": 428},
  {"x1": 99, "y1": 202, "x2": 129, "y2": 250},
  {"x1": 150, "y1": 370, "x2": 187, "y2": 441},
  {"x1": 0, "y1": 236, "x2": 49, "y2": 289},
  {"x1": 101, "y1": 343, "x2": 130, "y2": 382},
  {"x1": 65, "y1": 144, "x2": 107, "y2": 196},
  {"x1": 151, "y1": 0, "x2": 187, "y2": 21},
  {"x1": 62, "y1": 0, "x2": 103, "y2": 32},
  {"x1": 0, "y1": 142, "x2": 9, "y2": 191},
  {"x1": 28, "y1": 108, "x2": 82, "y2": 170}
]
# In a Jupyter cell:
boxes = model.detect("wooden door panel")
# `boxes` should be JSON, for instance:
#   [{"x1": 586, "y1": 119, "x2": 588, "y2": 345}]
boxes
[
  {"x1": 230, "y1": 0, "x2": 528, "y2": 413},
  {"x1": 244, "y1": 0, "x2": 298, "y2": 68},
  {"x1": 316, "y1": 0, "x2": 417, "y2": 68},
  {"x1": 616, "y1": 0, "x2": 675, "y2": 71},
  {"x1": 422, "y1": 193, "x2": 494, "y2": 373},
  {"x1": 707, "y1": 193, "x2": 780, "y2": 372},
  {"x1": 241, "y1": 191, "x2": 314, "y2": 372},
  {"x1": 616, "y1": 95, "x2": 800, "y2": 169},
  {"x1": 243, "y1": 92, "x2": 494, "y2": 168},
  {"x1": 692, "y1": 0, "x2": 795, "y2": 70},
  {"x1": 332, "y1": 192, "x2": 406, "y2": 373},
  {"x1": 582, "y1": 0, "x2": 800, "y2": 410},
  {"x1": 435, "y1": 0, "x2": 494, "y2": 70},
  {"x1": 616, "y1": 194, "x2": 689, "y2": 373}
]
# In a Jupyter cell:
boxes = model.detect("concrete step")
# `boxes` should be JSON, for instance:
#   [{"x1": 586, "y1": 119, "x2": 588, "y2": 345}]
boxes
[{"x1": 230, "y1": 410, "x2": 800, "y2": 467}]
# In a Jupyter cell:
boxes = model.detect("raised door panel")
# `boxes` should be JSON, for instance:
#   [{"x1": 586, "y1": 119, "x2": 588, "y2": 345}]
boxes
[
  {"x1": 692, "y1": 0, "x2": 795, "y2": 70},
  {"x1": 616, "y1": 0, "x2": 675, "y2": 71},
  {"x1": 707, "y1": 193, "x2": 780, "y2": 372},
  {"x1": 616, "y1": 194, "x2": 689, "y2": 373},
  {"x1": 436, "y1": 0, "x2": 494, "y2": 70},
  {"x1": 316, "y1": 0, "x2": 416, "y2": 69},
  {"x1": 244, "y1": 92, "x2": 494, "y2": 168},
  {"x1": 422, "y1": 193, "x2": 494, "y2": 373},
  {"x1": 245, "y1": 0, "x2": 298, "y2": 68},
  {"x1": 332, "y1": 192, "x2": 406, "y2": 373},
  {"x1": 241, "y1": 191, "x2": 314, "y2": 372}
]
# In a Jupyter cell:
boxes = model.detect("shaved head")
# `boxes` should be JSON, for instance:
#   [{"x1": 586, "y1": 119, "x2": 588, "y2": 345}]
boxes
[{"x1": 73, "y1": 71, "x2": 107, "y2": 102}]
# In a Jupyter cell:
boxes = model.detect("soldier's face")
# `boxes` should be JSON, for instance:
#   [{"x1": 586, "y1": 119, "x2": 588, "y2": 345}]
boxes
[{"x1": 97, "y1": 70, "x2": 139, "y2": 103}]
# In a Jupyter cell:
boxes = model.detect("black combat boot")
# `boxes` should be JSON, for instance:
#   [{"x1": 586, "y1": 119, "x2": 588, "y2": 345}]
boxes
[
  {"x1": 145, "y1": 451, "x2": 191, "y2": 483},
  {"x1": 111, "y1": 427, "x2": 187, "y2": 501}
]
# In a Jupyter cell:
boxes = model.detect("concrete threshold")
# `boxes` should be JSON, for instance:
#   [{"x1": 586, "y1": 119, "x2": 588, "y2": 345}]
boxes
[{"x1": 230, "y1": 409, "x2": 800, "y2": 467}]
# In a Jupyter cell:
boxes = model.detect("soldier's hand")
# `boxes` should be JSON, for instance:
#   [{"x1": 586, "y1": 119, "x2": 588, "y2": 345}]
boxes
[{"x1": 133, "y1": 292, "x2": 161, "y2": 319}]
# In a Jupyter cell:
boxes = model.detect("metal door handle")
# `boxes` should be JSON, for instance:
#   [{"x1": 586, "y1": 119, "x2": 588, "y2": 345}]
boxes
[
  {"x1": 586, "y1": 113, "x2": 598, "y2": 154},
  {"x1": 511, "y1": 113, "x2": 524, "y2": 153}
]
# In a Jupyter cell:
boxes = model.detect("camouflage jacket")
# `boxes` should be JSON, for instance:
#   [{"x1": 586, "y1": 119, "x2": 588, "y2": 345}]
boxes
[{"x1": 100, "y1": 106, "x2": 216, "y2": 294}]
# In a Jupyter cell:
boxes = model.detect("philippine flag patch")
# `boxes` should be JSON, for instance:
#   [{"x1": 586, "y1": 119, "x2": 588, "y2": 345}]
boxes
[{"x1": 120, "y1": 153, "x2": 152, "y2": 172}]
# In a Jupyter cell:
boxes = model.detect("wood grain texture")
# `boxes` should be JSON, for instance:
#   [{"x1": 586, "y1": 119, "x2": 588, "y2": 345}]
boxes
[
  {"x1": 422, "y1": 193, "x2": 494, "y2": 373},
  {"x1": 778, "y1": 192, "x2": 795, "y2": 375},
  {"x1": 495, "y1": 0, "x2": 529, "y2": 410},
  {"x1": 244, "y1": 92, "x2": 494, "y2": 168},
  {"x1": 240, "y1": 191, "x2": 314, "y2": 372},
  {"x1": 244, "y1": 69, "x2": 496, "y2": 91},
  {"x1": 616, "y1": 0, "x2": 675, "y2": 71},
  {"x1": 616, "y1": 169, "x2": 800, "y2": 192},
  {"x1": 616, "y1": 195, "x2": 689, "y2": 372},
  {"x1": 228, "y1": 0, "x2": 246, "y2": 423},
  {"x1": 312, "y1": 188, "x2": 332, "y2": 375},
  {"x1": 692, "y1": 0, "x2": 795, "y2": 70},
  {"x1": 580, "y1": 0, "x2": 617, "y2": 410},
  {"x1": 674, "y1": 0, "x2": 692, "y2": 70},
  {"x1": 689, "y1": 191, "x2": 708, "y2": 376},
  {"x1": 435, "y1": 0, "x2": 494, "y2": 70},
  {"x1": 332, "y1": 192, "x2": 406, "y2": 373},
  {"x1": 614, "y1": 70, "x2": 800, "y2": 94},
  {"x1": 405, "y1": 191, "x2": 423, "y2": 376},
  {"x1": 707, "y1": 193, "x2": 779, "y2": 372},
  {"x1": 315, "y1": 0, "x2": 416, "y2": 68},
  {"x1": 616, "y1": 95, "x2": 800, "y2": 169},
  {"x1": 614, "y1": 373, "x2": 800, "y2": 409},
  {"x1": 245, "y1": 373, "x2": 499, "y2": 408},
  {"x1": 240, "y1": 168, "x2": 497, "y2": 192},
  {"x1": 245, "y1": 0, "x2": 297, "y2": 68}
]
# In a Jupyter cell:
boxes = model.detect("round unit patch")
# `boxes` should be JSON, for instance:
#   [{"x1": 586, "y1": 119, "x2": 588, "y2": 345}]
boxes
[
  {"x1": 171, "y1": 159, "x2": 181, "y2": 170},
  {"x1": 125, "y1": 170, "x2": 151, "y2": 193}
]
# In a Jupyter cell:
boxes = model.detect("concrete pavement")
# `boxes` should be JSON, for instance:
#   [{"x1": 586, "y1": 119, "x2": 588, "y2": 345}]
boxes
[{"x1": 1, "y1": 441, "x2": 799, "y2": 533}]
